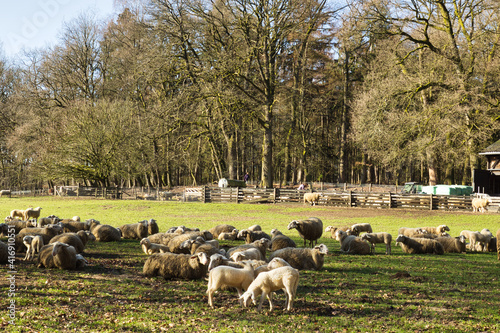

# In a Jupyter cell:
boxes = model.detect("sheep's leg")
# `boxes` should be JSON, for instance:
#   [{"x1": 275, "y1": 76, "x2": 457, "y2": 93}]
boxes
[
  {"x1": 207, "y1": 289, "x2": 214, "y2": 307},
  {"x1": 257, "y1": 293, "x2": 267, "y2": 312},
  {"x1": 386, "y1": 243, "x2": 391, "y2": 255},
  {"x1": 267, "y1": 292, "x2": 274, "y2": 311},
  {"x1": 24, "y1": 245, "x2": 31, "y2": 261},
  {"x1": 236, "y1": 288, "x2": 244, "y2": 306}
]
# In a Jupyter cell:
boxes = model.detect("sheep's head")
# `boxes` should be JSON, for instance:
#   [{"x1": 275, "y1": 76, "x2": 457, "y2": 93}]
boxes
[
  {"x1": 267, "y1": 257, "x2": 290, "y2": 270},
  {"x1": 140, "y1": 238, "x2": 151, "y2": 247},
  {"x1": 437, "y1": 225, "x2": 450, "y2": 233},
  {"x1": 335, "y1": 230, "x2": 346, "y2": 241},
  {"x1": 360, "y1": 234, "x2": 370, "y2": 241},
  {"x1": 457, "y1": 235, "x2": 466, "y2": 244},
  {"x1": 270, "y1": 228, "x2": 281, "y2": 237},
  {"x1": 287, "y1": 220, "x2": 300, "y2": 230},
  {"x1": 72, "y1": 216, "x2": 80, "y2": 222},
  {"x1": 256, "y1": 238, "x2": 271, "y2": 248},
  {"x1": 325, "y1": 226, "x2": 333, "y2": 233},
  {"x1": 395, "y1": 235, "x2": 406, "y2": 243},
  {"x1": 52, "y1": 242, "x2": 70, "y2": 257},
  {"x1": 180, "y1": 239, "x2": 196, "y2": 249},
  {"x1": 208, "y1": 253, "x2": 226, "y2": 271},
  {"x1": 240, "y1": 291, "x2": 257, "y2": 307},
  {"x1": 191, "y1": 252, "x2": 209, "y2": 266},
  {"x1": 237, "y1": 229, "x2": 248, "y2": 239},
  {"x1": 314, "y1": 244, "x2": 329, "y2": 255},
  {"x1": 22, "y1": 235, "x2": 33, "y2": 246}
]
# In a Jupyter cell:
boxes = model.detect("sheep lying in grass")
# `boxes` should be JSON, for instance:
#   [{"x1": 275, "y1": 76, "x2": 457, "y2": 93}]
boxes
[
  {"x1": 23, "y1": 235, "x2": 44, "y2": 261},
  {"x1": 15, "y1": 225, "x2": 63, "y2": 253},
  {"x1": 303, "y1": 192, "x2": 321, "y2": 206},
  {"x1": 59, "y1": 219, "x2": 93, "y2": 233},
  {"x1": 207, "y1": 260, "x2": 255, "y2": 307},
  {"x1": 395, "y1": 235, "x2": 444, "y2": 255},
  {"x1": 147, "y1": 219, "x2": 159, "y2": 235},
  {"x1": 268, "y1": 244, "x2": 328, "y2": 270},
  {"x1": 119, "y1": 222, "x2": 148, "y2": 240},
  {"x1": 435, "y1": 236, "x2": 466, "y2": 253},
  {"x1": 419, "y1": 225, "x2": 450, "y2": 236},
  {"x1": 238, "y1": 229, "x2": 271, "y2": 244},
  {"x1": 218, "y1": 229, "x2": 239, "y2": 241},
  {"x1": 269, "y1": 229, "x2": 296, "y2": 251},
  {"x1": 247, "y1": 225, "x2": 262, "y2": 232},
  {"x1": 147, "y1": 232, "x2": 179, "y2": 246},
  {"x1": 350, "y1": 223, "x2": 373, "y2": 236},
  {"x1": 38, "y1": 242, "x2": 79, "y2": 270},
  {"x1": 90, "y1": 220, "x2": 121, "y2": 242},
  {"x1": 38, "y1": 215, "x2": 61, "y2": 228},
  {"x1": 209, "y1": 224, "x2": 237, "y2": 239},
  {"x1": 398, "y1": 227, "x2": 426, "y2": 237},
  {"x1": 240, "y1": 266, "x2": 300, "y2": 312},
  {"x1": 140, "y1": 238, "x2": 170, "y2": 255},
  {"x1": 230, "y1": 247, "x2": 265, "y2": 262},
  {"x1": 1, "y1": 220, "x2": 37, "y2": 236},
  {"x1": 336, "y1": 230, "x2": 371, "y2": 255},
  {"x1": 226, "y1": 239, "x2": 271, "y2": 260},
  {"x1": 143, "y1": 252, "x2": 210, "y2": 280},
  {"x1": 324, "y1": 226, "x2": 351, "y2": 239},
  {"x1": 287, "y1": 217, "x2": 323, "y2": 248},
  {"x1": 469, "y1": 229, "x2": 493, "y2": 252},
  {"x1": 49, "y1": 233, "x2": 86, "y2": 254},
  {"x1": 360, "y1": 232, "x2": 392, "y2": 255}
]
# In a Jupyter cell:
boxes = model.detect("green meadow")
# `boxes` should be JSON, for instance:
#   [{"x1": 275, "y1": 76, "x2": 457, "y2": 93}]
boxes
[{"x1": 1, "y1": 197, "x2": 499, "y2": 332}]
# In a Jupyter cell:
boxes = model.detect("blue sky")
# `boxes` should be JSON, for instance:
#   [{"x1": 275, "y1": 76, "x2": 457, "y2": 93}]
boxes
[{"x1": 1, "y1": 0, "x2": 117, "y2": 59}]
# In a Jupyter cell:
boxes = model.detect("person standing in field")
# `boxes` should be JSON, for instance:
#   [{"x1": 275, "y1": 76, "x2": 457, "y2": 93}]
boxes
[{"x1": 244, "y1": 172, "x2": 250, "y2": 183}]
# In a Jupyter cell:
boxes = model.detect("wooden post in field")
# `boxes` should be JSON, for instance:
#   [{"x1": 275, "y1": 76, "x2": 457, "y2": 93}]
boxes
[{"x1": 429, "y1": 194, "x2": 433, "y2": 210}]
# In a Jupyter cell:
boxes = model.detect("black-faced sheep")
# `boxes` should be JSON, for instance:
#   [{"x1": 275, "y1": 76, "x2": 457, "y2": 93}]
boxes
[
  {"x1": 119, "y1": 222, "x2": 148, "y2": 240},
  {"x1": 335, "y1": 230, "x2": 371, "y2": 255},
  {"x1": 303, "y1": 192, "x2": 322, "y2": 206},
  {"x1": 269, "y1": 229, "x2": 296, "y2": 251},
  {"x1": 395, "y1": 235, "x2": 444, "y2": 255},
  {"x1": 24, "y1": 207, "x2": 42, "y2": 223},
  {"x1": 268, "y1": 244, "x2": 328, "y2": 270},
  {"x1": 350, "y1": 223, "x2": 373, "y2": 236},
  {"x1": 287, "y1": 217, "x2": 323, "y2": 248},
  {"x1": 240, "y1": 266, "x2": 299, "y2": 312},
  {"x1": 360, "y1": 232, "x2": 392, "y2": 255},
  {"x1": 143, "y1": 252, "x2": 210, "y2": 280},
  {"x1": 435, "y1": 236, "x2": 466, "y2": 253},
  {"x1": 207, "y1": 260, "x2": 255, "y2": 307},
  {"x1": 38, "y1": 242, "x2": 78, "y2": 270},
  {"x1": 23, "y1": 235, "x2": 44, "y2": 261},
  {"x1": 90, "y1": 220, "x2": 121, "y2": 242},
  {"x1": 209, "y1": 224, "x2": 237, "y2": 239}
]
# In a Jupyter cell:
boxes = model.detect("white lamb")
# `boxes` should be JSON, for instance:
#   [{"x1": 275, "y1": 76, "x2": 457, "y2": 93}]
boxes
[
  {"x1": 230, "y1": 247, "x2": 264, "y2": 262},
  {"x1": 140, "y1": 238, "x2": 170, "y2": 255},
  {"x1": 23, "y1": 235, "x2": 44, "y2": 261},
  {"x1": 240, "y1": 266, "x2": 299, "y2": 312},
  {"x1": 360, "y1": 232, "x2": 392, "y2": 255},
  {"x1": 206, "y1": 260, "x2": 255, "y2": 307}
]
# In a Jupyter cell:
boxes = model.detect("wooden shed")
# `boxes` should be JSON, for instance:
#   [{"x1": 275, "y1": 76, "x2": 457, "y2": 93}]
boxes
[{"x1": 475, "y1": 139, "x2": 500, "y2": 195}]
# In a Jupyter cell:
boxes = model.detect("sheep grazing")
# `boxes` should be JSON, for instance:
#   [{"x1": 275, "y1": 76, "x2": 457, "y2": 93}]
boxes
[
  {"x1": 140, "y1": 238, "x2": 170, "y2": 255},
  {"x1": 218, "y1": 229, "x2": 239, "y2": 241},
  {"x1": 360, "y1": 232, "x2": 392, "y2": 255},
  {"x1": 419, "y1": 225, "x2": 450, "y2": 236},
  {"x1": 350, "y1": 223, "x2": 373, "y2": 236},
  {"x1": 324, "y1": 225, "x2": 351, "y2": 239},
  {"x1": 469, "y1": 229, "x2": 493, "y2": 252},
  {"x1": 119, "y1": 222, "x2": 148, "y2": 240},
  {"x1": 238, "y1": 229, "x2": 271, "y2": 244},
  {"x1": 268, "y1": 244, "x2": 328, "y2": 271},
  {"x1": 24, "y1": 207, "x2": 42, "y2": 223},
  {"x1": 472, "y1": 197, "x2": 491, "y2": 213},
  {"x1": 269, "y1": 229, "x2": 296, "y2": 251},
  {"x1": 143, "y1": 252, "x2": 210, "y2": 280},
  {"x1": 240, "y1": 266, "x2": 300, "y2": 312},
  {"x1": 287, "y1": 217, "x2": 323, "y2": 248},
  {"x1": 23, "y1": 235, "x2": 44, "y2": 261},
  {"x1": 335, "y1": 230, "x2": 371, "y2": 255},
  {"x1": 209, "y1": 224, "x2": 237, "y2": 239},
  {"x1": 497, "y1": 229, "x2": 500, "y2": 260},
  {"x1": 38, "y1": 242, "x2": 79, "y2": 270},
  {"x1": 207, "y1": 260, "x2": 255, "y2": 307},
  {"x1": 10, "y1": 209, "x2": 25, "y2": 220},
  {"x1": 303, "y1": 192, "x2": 322, "y2": 206},
  {"x1": 395, "y1": 235, "x2": 444, "y2": 255},
  {"x1": 90, "y1": 220, "x2": 121, "y2": 242},
  {"x1": 435, "y1": 236, "x2": 466, "y2": 253}
]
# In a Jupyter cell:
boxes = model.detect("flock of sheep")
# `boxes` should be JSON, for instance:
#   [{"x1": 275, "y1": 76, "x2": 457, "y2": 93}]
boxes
[{"x1": 1, "y1": 205, "x2": 499, "y2": 313}]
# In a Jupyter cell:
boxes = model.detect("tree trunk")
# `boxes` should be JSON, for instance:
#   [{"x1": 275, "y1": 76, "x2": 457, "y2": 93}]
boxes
[{"x1": 261, "y1": 104, "x2": 273, "y2": 188}]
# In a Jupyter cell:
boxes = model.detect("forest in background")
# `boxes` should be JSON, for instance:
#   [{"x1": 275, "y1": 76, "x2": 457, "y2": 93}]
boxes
[{"x1": 0, "y1": 0, "x2": 499, "y2": 190}]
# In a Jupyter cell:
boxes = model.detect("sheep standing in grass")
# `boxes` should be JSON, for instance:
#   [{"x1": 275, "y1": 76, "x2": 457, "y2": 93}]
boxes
[
  {"x1": 240, "y1": 266, "x2": 299, "y2": 312},
  {"x1": 38, "y1": 242, "x2": 78, "y2": 270},
  {"x1": 10, "y1": 209, "x2": 25, "y2": 220},
  {"x1": 350, "y1": 223, "x2": 373, "y2": 236},
  {"x1": 268, "y1": 244, "x2": 328, "y2": 270},
  {"x1": 206, "y1": 260, "x2": 255, "y2": 307},
  {"x1": 395, "y1": 235, "x2": 444, "y2": 255},
  {"x1": 472, "y1": 197, "x2": 491, "y2": 213},
  {"x1": 269, "y1": 229, "x2": 296, "y2": 251},
  {"x1": 140, "y1": 238, "x2": 170, "y2": 254},
  {"x1": 303, "y1": 192, "x2": 321, "y2": 206},
  {"x1": 360, "y1": 232, "x2": 392, "y2": 255},
  {"x1": 469, "y1": 229, "x2": 493, "y2": 251},
  {"x1": 119, "y1": 222, "x2": 148, "y2": 240},
  {"x1": 143, "y1": 252, "x2": 209, "y2": 280},
  {"x1": 23, "y1": 235, "x2": 44, "y2": 261},
  {"x1": 335, "y1": 230, "x2": 371, "y2": 255},
  {"x1": 287, "y1": 217, "x2": 323, "y2": 248},
  {"x1": 435, "y1": 236, "x2": 466, "y2": 253},
  {"x1": 24, "y1": 207, "x2": 42, "y2": 223}
]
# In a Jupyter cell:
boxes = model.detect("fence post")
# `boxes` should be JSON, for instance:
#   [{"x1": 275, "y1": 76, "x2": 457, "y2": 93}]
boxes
[
  {"x1": 388, "y1": 192, "x2": 392, "y2": 208},
  {"x1": 429, "y1": 194, "x2": 433, "y2": 210},
  {"x1": 348, "y1": 190, "x2": 353, "y2": 207}
]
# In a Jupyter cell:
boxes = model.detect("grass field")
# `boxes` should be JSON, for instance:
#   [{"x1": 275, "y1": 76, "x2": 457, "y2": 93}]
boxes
[{"x1": 1, "y1": 197, "x2": 500, "y2": 332}]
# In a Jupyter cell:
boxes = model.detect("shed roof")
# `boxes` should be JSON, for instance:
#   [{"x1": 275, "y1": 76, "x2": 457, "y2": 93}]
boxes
[{"x1": 479, "y1": 139, "x2": 500, "y2": 155}]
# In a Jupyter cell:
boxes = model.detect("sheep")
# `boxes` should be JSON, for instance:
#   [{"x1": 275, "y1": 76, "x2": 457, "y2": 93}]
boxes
[
  {"x1": 435, "y1": 236, "x2": 466, "y2": 253},
  {"x1": 10, "y1": 209, "x2": 25, "y2": 220},
  {"x1": 395, "y1": 235, "x2": 444, "y2": 255},
  {"x1": 49, "y1": 233, "x2": 86, "y2": 254},
  {"x1": 350, "y1": 223, "x2": 373, "y2": 236},
  {"x1": 140, "y1": 238, "x2": 170, "y2": 255},
  {"x1": 168, "y1": 232, "x2": 207, "y2": 254},
  {"x1": 226, "y1": 238, "x2": 271, "y2": 260},
  {"x1": 269, "y1": 229, "x2": 296, "y2": 251},
  {"x1": 147, "y1": 232, "x2": 179, "y2": 246},
  {"x1": 472, "y1": 197, "x2": 491, "y2": 213},
  {"x1": 268, "y1": 244, "x2": 328, "y2": 270},
  {"x1": 1, "y1": 220, "x2": 37, "y2": 236},
  {"x1": 230, "y1": 247, "x2": 265, "y2": 262},
  {"x1": 335, "y1": 230, "x2": 371, "y2": 255},
  {"x1": 468, "y1": 229, "x2": 493, "y2": 252},
  {"x1": 303, "y1": 192, "x2": 321, "y2": 206},
  {"x1": 209, "y1": 224, "x2": 237, "y2": 239},
  {"x1": 206, "y1": 260, "x2": 255, "y2": 307},
  {"x1": 411, "y1": 233, "x2": 438, "y2": 239},
  {"x1": 360, "y1": 232, "x2": 392, "y2": 255},
  {"x1": 218, "y1": 229, "x2": 239, "y2": 241},
  {"x1": 240, "y1": 266, "x2": 300, "y2": 312},
  {"x1": 0, "y1": 241, "x2": 8, "y2": 264},
  {"x1": 237, "y1": 229, "x2": 271, "y2": 244},
  {"x1": 324, "y1": 225, "x2": 351, "y2": 239},
  {"x1": 15, "y1": 225, "x2": 63, "y2": 253},
  {"x1": 38, "y1": 242, "x2": 78, "y2": 270},
  {"x1": 119, "y1": 222, "x2": 148, "y2": 240},
  {"x1": 287, "y1": 217, "x2": 323, "y2": 248},
  {"x1": 208, "y1": 253, "x2": 244, "y2": 271},
  {"x1": 142, "y1": 251, "x2": 210, "y2": 280},
  {"x1": 90, "y1": 220, "x2": 121, "y2": 242},
  {"x1": 24, "y1": 207, "x2": 42, "y2": 223},
  {"x1": 419, "y1": 225, "x2": 450, "y2": 236},
  {"x1": 38, "y1": 216, "x2": 61, "y2": 227},
  {"x1": 247, "y1": 225, "x2": 262, "y2": 232},
  {"x1": 76, "y1": 230, "x2": 95, "y2": 246},
  {"x1": 180, "y1": 238, "x2": 222, "y2": 257},
  {"x1": 23, "y1": 235, "x2": 44, "y2": 261},
  {"x1": 267, "y1": 257, "x2": 291, "y2": 270},
  {"x1": 497, "y1": 229, "x2": 500, "y2": 260},
  {"x1": 147, "y1": 219, "x2": 159, "y2": 235},
  {"x1": 398, "y1": 227, "x2": 426, "y2": 237},
  {"x1": 58, "y1": 219, "x2": 93, "y2": 233}
]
